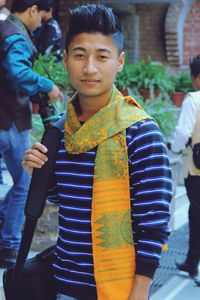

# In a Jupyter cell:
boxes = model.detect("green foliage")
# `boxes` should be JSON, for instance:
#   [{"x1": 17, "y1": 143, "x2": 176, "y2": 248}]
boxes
[
  {"x1": 142, "y1": 98, "x2": 179, "y2": 139},
  {"x1": 128, "y1": 88, "x2": 179, "y2": 140},
  {"x1": 115, "y1": 57, "x2": 174, "y2": 95},
  {"x1": 31, "y1": 114, "x2": 44, "y2": 144},
  {"x1": 33, "y1": 53, "x2": 73, "y2": 92},
  {"x1": 170, "y1": 71, "x2": 193, "y2": 93},
  {"x1": 115, "y1": 58, "x2": 136, "y2": 89},
  {"x1": 132, "y1": 58, "x2": 174, "y2": 94}
]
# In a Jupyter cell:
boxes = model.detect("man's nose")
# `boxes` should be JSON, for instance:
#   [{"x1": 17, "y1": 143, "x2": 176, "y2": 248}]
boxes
[{"x1": 83, "y1": 58, "x2": 97, "y2": 74}]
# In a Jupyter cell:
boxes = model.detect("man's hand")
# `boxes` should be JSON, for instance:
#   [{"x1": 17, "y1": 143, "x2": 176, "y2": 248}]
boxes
[
  {"x1": 128, "y1": 275, "x2": 152, "y2": 300},
  {"x1": 48, "y1": 84, "x2": 64, "y2": 102},
  {"x1": 22, "y1": 143, "x2": 48, "y2": 175}
]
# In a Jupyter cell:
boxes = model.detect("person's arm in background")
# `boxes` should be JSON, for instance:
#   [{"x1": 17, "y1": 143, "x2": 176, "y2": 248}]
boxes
[
  {"x1": 2, "y1": 34, "x2": 63, "y2": 101},
  {"x1": 127, "y1": 119, "x2": 172, "y2": 300},
  {"x1": 171, "y1": 95, "x2": 196, "y2": 153}
]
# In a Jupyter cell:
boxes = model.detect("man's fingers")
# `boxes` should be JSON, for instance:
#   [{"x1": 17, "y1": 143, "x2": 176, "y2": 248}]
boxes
[
  {"x1": 22, "y1": 143, "x2": 48, "y2": 173},
  {"x1": 22, "y1": 159, "x2": 42, "y2": 170},
  {"x1": 23, "y1": 152, "x2": 47, "y2": 167},
  {"x1": 31, "y1": 142, "x2": 48, "y2": 153}
]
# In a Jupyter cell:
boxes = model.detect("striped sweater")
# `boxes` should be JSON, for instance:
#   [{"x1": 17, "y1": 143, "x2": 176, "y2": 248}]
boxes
[{"x1": 48, "y1": 118, "x2": 172, "y2": 299}]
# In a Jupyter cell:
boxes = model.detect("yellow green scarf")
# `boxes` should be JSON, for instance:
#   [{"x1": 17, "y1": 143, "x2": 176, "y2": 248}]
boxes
[{"x1": 64, "y1": 86, "x2": 150, "y2": 300}]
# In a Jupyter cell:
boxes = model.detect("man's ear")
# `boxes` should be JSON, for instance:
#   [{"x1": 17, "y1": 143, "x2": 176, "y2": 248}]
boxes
[
  {"x1": 117, "y1": 51, "x2": 125, "y2": 73},
  {"x1": 64, "y1": 50, "x2": 68, "y2": 70},
  {"x1": 29, "y1": 5, "x2": 38, "y2": 17}
]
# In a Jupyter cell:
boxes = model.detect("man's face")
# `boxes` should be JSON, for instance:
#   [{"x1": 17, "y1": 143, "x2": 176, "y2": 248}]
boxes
[
  {"x1": 41, "y1": 8, "x2": 52, "y2": 22},
  {"x1": 28, "y1": 6, "x2": 43, "y2": 31},
  {"x1": 64, "y1": 32, "x2": 124, "y2": 101},
  {"x1": 191, "y1": 74, "x2": 200, "y2": 90}
]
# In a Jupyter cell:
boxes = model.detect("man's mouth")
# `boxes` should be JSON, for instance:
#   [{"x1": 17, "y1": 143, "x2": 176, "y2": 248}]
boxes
[{"x1": 81, "y1": 79, "x2": 100, "y2": 83}]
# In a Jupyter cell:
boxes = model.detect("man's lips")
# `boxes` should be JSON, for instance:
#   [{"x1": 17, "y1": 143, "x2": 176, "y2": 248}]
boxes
[{"x1": 81, "y1": 79, "x2": 100, "y2": 83}]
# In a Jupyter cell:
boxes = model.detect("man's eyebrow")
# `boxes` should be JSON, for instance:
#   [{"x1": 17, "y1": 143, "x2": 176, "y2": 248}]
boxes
[
  {"x1": 72, "y1": 47, "x2": 86, "y2": 52},
  {"x1": 97, "y1": 48, "x2": 112, "y2": 54},
  {"x1": 72, "y1": 47, "x2": 112, "y2": 54}
]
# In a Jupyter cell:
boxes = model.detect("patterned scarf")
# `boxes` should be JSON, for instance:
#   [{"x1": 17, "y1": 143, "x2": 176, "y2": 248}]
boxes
[{"x1": 64, "y1": 86, "x2": 150, "y2": 299}]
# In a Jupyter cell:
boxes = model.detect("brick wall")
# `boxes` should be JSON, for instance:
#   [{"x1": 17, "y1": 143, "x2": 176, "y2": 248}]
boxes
[
  {"x1": 136, "y1": 4, "x2": 168, "y2": 62},
  {"x1": 183, "y1": 0, "x2": 200, "y2": 67}
]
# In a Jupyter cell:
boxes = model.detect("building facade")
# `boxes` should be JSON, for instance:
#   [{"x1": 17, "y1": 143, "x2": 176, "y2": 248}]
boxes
[{"x1": 6, "y1": 0, "x2": 200, "y2": 67}]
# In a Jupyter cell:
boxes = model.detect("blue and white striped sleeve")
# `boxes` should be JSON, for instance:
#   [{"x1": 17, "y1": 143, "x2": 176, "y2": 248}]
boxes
[{"x1": 127, "y1": 119, "x2": 172, "y2": 279}]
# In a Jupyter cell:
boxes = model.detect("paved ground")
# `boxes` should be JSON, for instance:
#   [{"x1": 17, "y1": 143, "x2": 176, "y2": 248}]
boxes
[
  {"x1": 149, "y1": 186, "x2": 200, "y2": 300},
  {"x1": 0, "y1": 169, "x2": 200, "y2": 299}
]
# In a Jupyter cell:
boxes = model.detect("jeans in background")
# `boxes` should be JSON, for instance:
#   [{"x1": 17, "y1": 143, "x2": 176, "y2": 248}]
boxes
[{"x1": 0, "y1": 123, "x2": 31, "y2": 249}]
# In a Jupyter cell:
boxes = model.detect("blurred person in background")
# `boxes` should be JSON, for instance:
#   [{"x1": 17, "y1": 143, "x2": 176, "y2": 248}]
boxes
[
  {"x1": 34, "y1": 0, "x2": 62, "y2": 60},
  {"x1": 171, "y1": 55, "x2": 200, "y2": 286},
  {"x1": 0, "y1": 0, "x2": 63, "y2": 268}
]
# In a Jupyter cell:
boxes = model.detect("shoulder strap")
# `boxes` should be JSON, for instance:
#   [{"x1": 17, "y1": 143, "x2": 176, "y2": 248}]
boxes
[{"x1": 14, "y1": 120, "x2": 64, "y2": 282}]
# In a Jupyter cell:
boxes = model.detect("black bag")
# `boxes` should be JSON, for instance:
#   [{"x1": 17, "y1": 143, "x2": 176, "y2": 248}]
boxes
[
  {"x1": 192, "y1": 142, "x2": 200, "y2": 169},
  {"x1": 3, "y1": 245, "x2": 56, "y2": 300}
]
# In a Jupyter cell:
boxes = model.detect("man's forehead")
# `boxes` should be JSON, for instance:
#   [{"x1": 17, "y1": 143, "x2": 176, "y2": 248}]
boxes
[{"x1": 69, "y1": 33, "x2": 117, "y2": 52}]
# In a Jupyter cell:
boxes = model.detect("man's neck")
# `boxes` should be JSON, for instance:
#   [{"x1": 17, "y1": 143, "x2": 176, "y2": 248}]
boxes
[{"x1": 76, "y1": 92, "x2": 112, "y2": 122}]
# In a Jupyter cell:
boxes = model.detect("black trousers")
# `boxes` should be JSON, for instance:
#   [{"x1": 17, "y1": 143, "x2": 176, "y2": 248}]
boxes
[{"x1": 185, "y1": 175, "x2": 200, "y2": 264}]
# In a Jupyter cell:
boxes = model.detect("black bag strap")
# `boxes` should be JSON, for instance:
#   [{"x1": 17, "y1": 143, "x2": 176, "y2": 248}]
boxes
[{"x1": 14, "y1": 113, "x2": 66, "y2": 282}]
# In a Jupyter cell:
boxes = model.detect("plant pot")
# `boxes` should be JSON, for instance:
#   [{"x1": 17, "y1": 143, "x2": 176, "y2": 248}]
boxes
[
  {"x1": 171, "y1": 92, "x2": 185, "y2": 107},
  {"x1": 139, "y1": 88, "x2": 159, "y2": 101}
]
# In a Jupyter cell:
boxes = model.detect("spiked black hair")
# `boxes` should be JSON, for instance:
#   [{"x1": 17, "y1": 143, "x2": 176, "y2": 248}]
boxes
[
  {"x1": 65, "y1": 4, "x2": 124, "y2": 54},
  {"x1": 190, "y1": 55, "x2": 200, "y2": 78}
]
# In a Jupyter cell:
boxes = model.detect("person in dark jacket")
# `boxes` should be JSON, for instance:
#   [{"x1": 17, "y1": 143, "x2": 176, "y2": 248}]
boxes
[
  {"x1": 0, "y1": 0, "x2": 63, "y2": 268},
  {"x1": 34, "y1": 0, "x2": 62, "y2": 59}
]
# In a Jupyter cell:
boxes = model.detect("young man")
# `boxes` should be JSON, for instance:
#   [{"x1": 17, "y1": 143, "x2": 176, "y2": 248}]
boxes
[
  {"x1": 22, "y1": 4, "x2": 172, "y2": 300},
  {"x1": 171, "y1": 55, "x2": 200, "y2": 287},
  {"x1": 0, "y1": 0, "x2": 63, "y2": 268}
]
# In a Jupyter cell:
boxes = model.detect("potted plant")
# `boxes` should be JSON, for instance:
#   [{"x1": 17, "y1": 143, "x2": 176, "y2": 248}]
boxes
[
  {"x1": 170, "y1": 71, "x2": 193, "y2": 107},
  {"x1": 132, "y1": 58, "x2": 174, "y2": 100}
]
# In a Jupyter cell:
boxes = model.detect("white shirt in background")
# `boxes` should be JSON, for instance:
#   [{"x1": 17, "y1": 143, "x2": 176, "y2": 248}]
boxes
[{"x1": 171, "y1": 94, "x2": 196, "y2": 153}]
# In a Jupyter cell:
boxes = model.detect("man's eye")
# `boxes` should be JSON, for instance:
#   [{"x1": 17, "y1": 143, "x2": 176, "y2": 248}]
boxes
[
  {"x1": 99, "y1": 55, "x2": 108, "y2": 61},
  {"x1": 74, "y1": 53, "x2": 84, "y2": 58}
]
